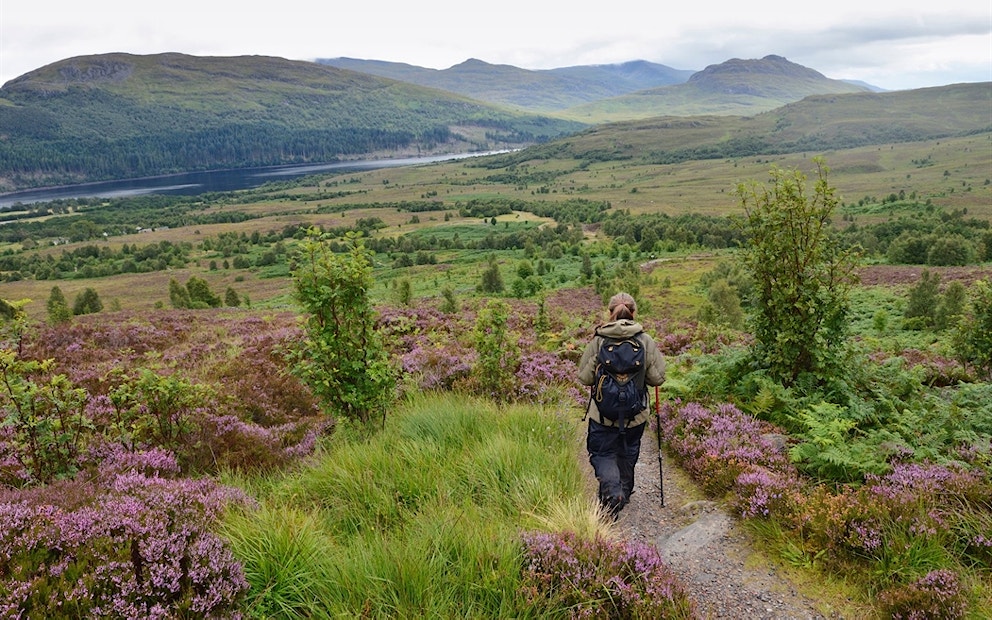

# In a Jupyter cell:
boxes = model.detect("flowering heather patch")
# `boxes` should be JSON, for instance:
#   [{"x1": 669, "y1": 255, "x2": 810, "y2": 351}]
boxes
[
  {"x1": 203, "y1": 325, "x2": 321, "y2": 426},
  {"x1": 862, "y1": 463, "x2": 992, "y2": 566},
  {"x1": 0, "y1": 469, "x2": 250, "y2": 618},
  {"x1": 520, "y1": 530, "x2": 698, "y2": 619},
  {"x1": 660, "y1": 399, "x2": 989, "y2": 613},
  {"x1": 82, "y1": 442, "x2": 182, "y2": 479},
  {"x1": 22, "y1": 312, "x2": 192, "y2": 392},
  {"x1": 384, "y1": 300, "x2": 590, "y2": 403},
  {"x1": 544, "y1": 287, "x2": 604, "y2": 324},
  {"x1": 515, "y1": 350, "x2": 583, "y2": 405},
  {"x1": 659, "y1": 400, "x2": 796, "y2": 497},
  {"x1": 377, "y1": 304, "x2": 471, "y2": 352},
  {"x1": 399, "y1": 340, "x2": 476, "y2": 392},
  {"x1": 868, "y1": 462, "x2": 989, "y2": 501},
  {"x1": 11, "y1": 309, "x2": 326, "y2": 477},
  {"x1": 857, "y1": 265, "x2": 992, "y2": 288},
  {"x1": 645, "y1": 319, "x2": 743, "y2": 356},
  {"x1": 879, "y1": 569, "x2": 968, "y2": 620},
  {"x1": 192, "y1": 414, "x2": 329, "y2": 472},
  {"x1": 733, "y1": 467, "x2": 802, "y2": 520},
  {"x1": 768, "y1": 461, "x2": 992, "y2": 571}
]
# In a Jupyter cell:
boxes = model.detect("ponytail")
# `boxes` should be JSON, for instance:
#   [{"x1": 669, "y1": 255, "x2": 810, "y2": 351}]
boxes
[{"x1": 607, "y1": 292, "x2": 637, "y2": 322}]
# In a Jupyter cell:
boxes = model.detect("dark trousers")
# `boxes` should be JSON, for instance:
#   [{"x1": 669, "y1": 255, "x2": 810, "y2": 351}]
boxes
[{"x1": 587, "y1": 418, "x2": 645, "y2": 514}]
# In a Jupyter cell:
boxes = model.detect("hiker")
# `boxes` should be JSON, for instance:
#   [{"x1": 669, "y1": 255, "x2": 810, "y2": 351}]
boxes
[{"x1": 578, "y1": 292, "x2": 665, "y2": 518}]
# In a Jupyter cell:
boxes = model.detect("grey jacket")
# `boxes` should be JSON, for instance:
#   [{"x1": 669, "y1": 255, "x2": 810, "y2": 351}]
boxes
[{"x1": 578, "y1": 319, "x2": 666, "y2": 427}]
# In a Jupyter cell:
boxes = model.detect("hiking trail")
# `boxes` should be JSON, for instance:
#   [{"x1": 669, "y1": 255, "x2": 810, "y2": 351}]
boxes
[{"x1": 613, "y1": 435, "x2": 843, "y2": 619}]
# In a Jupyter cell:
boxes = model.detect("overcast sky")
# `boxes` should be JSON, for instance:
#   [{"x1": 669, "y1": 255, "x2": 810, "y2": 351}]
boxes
[{"x1": 2, "y1": 1, "x2": 990, "y2": 91}]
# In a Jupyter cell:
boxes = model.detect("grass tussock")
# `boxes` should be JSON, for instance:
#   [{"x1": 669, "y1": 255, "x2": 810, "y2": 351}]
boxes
[{"x1": 221, "y1": 392, "x2": 593, "y2": 617}]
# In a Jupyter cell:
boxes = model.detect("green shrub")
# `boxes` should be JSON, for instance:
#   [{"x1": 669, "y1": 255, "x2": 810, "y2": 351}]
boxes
[
  {"x1": 735, "y1": 161, "x2": 858, "y2": 387},
  {"x1": 953, "y1": 279, "x2": 992, "y2": 380},
  {"x1": 472, "y1": 299, "x2": 519, "y2": 400},
  {"x1": 288, "y1": 230, "x2": 396, "y2": 427},
  {"x1": 186, "y1": 275, "x2": 222, "y2": 308},
  {"x1": 904, "y1": 269, "x2": 940, "y2": 329},
  {"x1": 107, "y1": 368, "x2": 211, "y2": 467},
  {"x1": 926, "y1": 234, "x2": 976, "y2": 266},
  {"x1": 0, "y1": 352, "x2": 90, "y2": 486},
  {"x1": 71, "y1": 287, "x2": 103, "y2": 315},
  {"x1": 45, "y1": 286, "x2": 72, "y2": 325}
]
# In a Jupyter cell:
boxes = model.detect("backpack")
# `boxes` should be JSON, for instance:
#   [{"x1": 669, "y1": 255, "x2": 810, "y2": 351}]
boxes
[{"x1": 590, "y1": 331, "x2": 647, "y2": 429}]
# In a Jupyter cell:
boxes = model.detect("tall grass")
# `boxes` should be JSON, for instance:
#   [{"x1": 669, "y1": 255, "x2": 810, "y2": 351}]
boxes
[{"x1": 220, "y1": 392, "x2": 600, "y2": 617}]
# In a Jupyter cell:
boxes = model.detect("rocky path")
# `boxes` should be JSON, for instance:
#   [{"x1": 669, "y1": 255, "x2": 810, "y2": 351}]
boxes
[{"x1": 613, "y1": 435, "x2": 841, "y2": 619}]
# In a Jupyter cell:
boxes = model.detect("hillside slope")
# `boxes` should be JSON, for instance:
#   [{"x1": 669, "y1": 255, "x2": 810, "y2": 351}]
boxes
[
  {"x1": 560, "y1": 56, "x2": 871, "y2": 122},
  {"x1": 316, "y1": 57, "x2": 694, "y2": 112},
  {"x1": 506, "y1": 82, "x2": 992, "y2": 164},
  {"x1": 0, "y1": 53, "x2": 584, "y2": 192}
]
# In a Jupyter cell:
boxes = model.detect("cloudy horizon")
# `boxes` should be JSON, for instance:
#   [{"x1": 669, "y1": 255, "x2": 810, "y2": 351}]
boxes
[{"x1": 1, "y1": 1, "x2": 989, "y2": 91}]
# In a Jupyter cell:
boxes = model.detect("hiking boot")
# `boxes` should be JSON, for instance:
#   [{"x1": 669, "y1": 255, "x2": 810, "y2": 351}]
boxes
[{"x1": 602, "y1": 494, "x2": 625, "y2": 521}]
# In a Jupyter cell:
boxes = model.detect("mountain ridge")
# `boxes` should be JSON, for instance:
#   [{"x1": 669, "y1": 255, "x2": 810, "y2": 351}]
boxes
[
  {"x1": 557, "y1": 55, "x2": 872, "y2": 121},
  {"x1": 0, "y1": 52, "x2": 985, "y2": 194},
  {"x1": 317, "y1": 56, "x2": 694, "y2": 112},
  {"x1": 318, "y1": 55, "x2": 880, "y2": 122}
]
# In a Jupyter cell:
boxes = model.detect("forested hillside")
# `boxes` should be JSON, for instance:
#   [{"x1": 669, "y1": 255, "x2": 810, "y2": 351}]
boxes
[{"x1": 0, "y1": 53, "x2": 584, "y2": 192}]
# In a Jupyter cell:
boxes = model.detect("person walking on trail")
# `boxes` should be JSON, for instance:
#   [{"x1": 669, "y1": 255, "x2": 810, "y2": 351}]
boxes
[{"x1": 578, "y1": 292, "x2": 665, "y2": 519}]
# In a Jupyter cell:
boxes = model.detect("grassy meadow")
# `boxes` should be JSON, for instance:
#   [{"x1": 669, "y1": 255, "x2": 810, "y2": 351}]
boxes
[
  {"x1": 1, "y1": 130, "x2": 988, "y2": 320},
  {"x1": 0, "y1": 129, "x2": 990, "y2": 617}
]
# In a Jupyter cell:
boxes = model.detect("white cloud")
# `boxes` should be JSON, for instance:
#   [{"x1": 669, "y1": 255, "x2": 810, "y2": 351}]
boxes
[{"x1": 2, "y1": 0, "x2": 989, "y2": 90}]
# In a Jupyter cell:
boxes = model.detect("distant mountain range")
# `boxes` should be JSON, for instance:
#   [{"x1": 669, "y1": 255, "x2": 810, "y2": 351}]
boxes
[
  {"x1": 316, "y1": 57, "x2": 695, "y2": 113},
  {"x1": 0, "y1": 52, "x2": 984, "y2": 193},
  {"x1": 318, "y1": 54, "x2": 878, "y2": 121}
]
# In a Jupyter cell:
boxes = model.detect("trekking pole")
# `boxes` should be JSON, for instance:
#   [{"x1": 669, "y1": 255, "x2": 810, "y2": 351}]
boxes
[{"x1": 655, "y1": 385, "x2": 664, "y2": 507}]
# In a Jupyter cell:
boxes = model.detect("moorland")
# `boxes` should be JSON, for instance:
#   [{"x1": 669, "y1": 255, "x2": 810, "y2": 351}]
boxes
[{"x1": 0, "y1": 52, "x2": 990, "y2": 618}]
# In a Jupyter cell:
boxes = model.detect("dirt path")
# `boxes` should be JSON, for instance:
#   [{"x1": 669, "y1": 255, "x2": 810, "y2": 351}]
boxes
[{"x1": 612, "y1": 435, "x2": 840, "y2": 619}]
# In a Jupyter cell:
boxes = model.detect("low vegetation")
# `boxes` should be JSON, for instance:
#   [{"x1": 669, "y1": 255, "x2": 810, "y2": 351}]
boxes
[
  {"x1": 0, "y1": 120, "x2": 990, "y2": 618},
  {"x1": 221, "y1": 394, "x2": 697, "y2": 617}
]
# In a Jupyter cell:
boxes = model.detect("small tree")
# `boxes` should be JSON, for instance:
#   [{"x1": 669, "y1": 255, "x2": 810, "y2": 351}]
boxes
[
  {"x1": 169, "y1": 278, "x2": 192, "y2": 309},
  {"x1": 72, "y1": 288, "x2": 103, "y2": 315},
  {"x1": 0, "y1": 351, "x2": 91, "y2": 485},
  {"x1": 478, "y1": 257, "x2": 505, "y2": 293},
  {"x1": 953, "y1": 279, "x2": 992, "y2": 379},
  {"x1": 288, "y1": 231, "x2": 395, "y2": 428},
  {"x1": 699, "y1": 279, "x2": 744, "y2": 330},
  {"x1": 904, "y1": 269, "x2": 940, "y2": 330},
  {"x1": 224, "y1": 287, "x2": 241, "y2": 307},
  {"x1": 935, "y1": 280, "x2": 966, "y2": 331},
  {"x1": 186, "y1": 276, "x2": 221, "y2": 308},
  {"x1": 735, "y1": 161, "x2": 858, "y2": 386},
  {"x1": 46, "y1": 286, "x2": 73, "y2": 325},
  {"x1": 440, "y1": 287, "x2": 458, "y2": 314},
  {"x1": 0, "y1": 299, "x2": 92, "y2": 485},
  {"x1": 580, "y1": 253, "x2": 594, "y2": 282},
  {"x1": 472, "y1": 299, "x2": 518, "y2": 400},
  {"x1": 396, "y1": 278, "x2": 413, "y2": 306}
]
